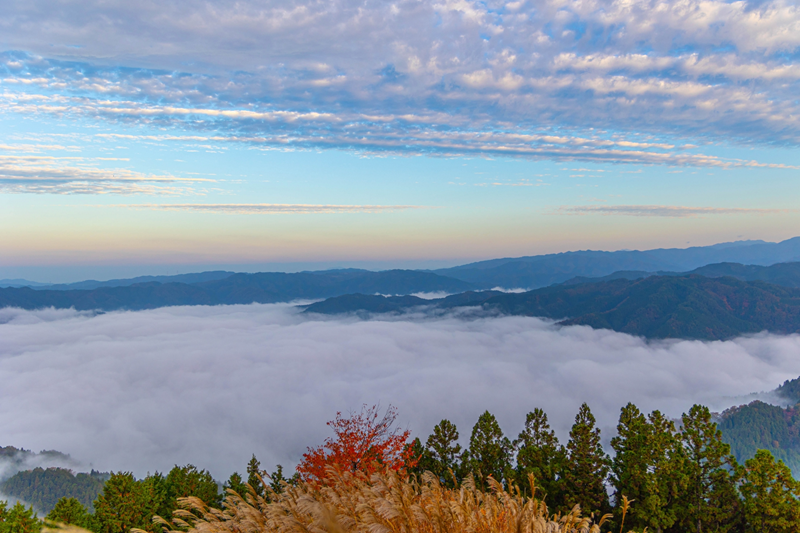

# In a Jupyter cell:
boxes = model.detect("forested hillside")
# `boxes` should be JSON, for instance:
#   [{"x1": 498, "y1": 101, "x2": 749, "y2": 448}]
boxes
[{"x1": 0, "y1": 468, "x2": 107, "y2": 512}]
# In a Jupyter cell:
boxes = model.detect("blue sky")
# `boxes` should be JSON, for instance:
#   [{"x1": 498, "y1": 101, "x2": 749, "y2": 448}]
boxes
[{"x1": 1, "y1": 0, "x2": 799, "y2": 282}]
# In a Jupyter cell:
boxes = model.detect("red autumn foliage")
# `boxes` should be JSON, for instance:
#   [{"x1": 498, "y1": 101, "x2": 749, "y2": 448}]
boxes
[{"x1": 296, "y1": 404, "x2": 417, "y2": 483}]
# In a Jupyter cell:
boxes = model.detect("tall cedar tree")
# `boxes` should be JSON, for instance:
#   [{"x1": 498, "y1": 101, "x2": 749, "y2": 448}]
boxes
[
  {"x1": 296, "y1": 404, "x2": 415, "y2": 483},
  {"x1": 0, "y1": 502, "x2": 41, "y2": 533},
  {"x1": 246, "y1": 455, "x2": 265, "y2": 497},
  {"x1": 424, "y1": 419, "x2": 463, "y2": 487},
  {"x1": 610, "y1": 402, "x2": 650, "y2": 529},
  {"x1": 514, "y1": 408, "x2": 565, "y2": 508},
  {"x1": 46, "y1": 497, "x2": 92, "y2": 529},
  {"x1": 464, "y1": 411, "x2": 513, "y2": 490},
  {"x1": 740, "y1": 450, "x2": 800, "y2": 533},
  {"x1": 676, "y1": 404, "x2": 742, "y2": 533},
  {"x1": 562, "y1": 403, "x2": 610, "y2": 517},
  {"x1": 92, "y1": 472, "x2": 159, "y2": 533},
  {"x1": 643, "y1": 410, "x2": 681, "y2": 533}
]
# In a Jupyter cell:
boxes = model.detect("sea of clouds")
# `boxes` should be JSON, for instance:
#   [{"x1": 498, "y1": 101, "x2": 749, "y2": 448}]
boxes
[{"x1": 2, "y1": 303, "x2": 800, "y2": 481}]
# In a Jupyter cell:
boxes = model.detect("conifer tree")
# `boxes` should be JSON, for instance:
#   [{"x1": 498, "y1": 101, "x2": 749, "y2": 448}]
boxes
[
  {"x1": 514, "y1": 408, "x2": 565, "y2": 507},
  {"x1": 140, "y1": 472, "x2": 170, "y2": 524},
  {"x1": 464, "y1": 411, "x2": 512, "y2": 490},
  {"x1": 165, "y1": 464, "x2": 220, "y2": 508},
  {"x1": 611, "y1": 403, "x2": 650, "y2": 528},
  {"x1": 562, "y1": 403, "x2": 610, "y2": 517},
  {"x1": 740, "y1": 450, "x2": 800, "y2": 533},
  {"x1": 643, "y1": 410, "x2": 681, "y2": 533},
  {"x1": 424, "y1": 419, "x2": 462, "y2": 487},
  {"x1": 92, "y1": 472, "x2": 159, "y2": 533},
  {"x1": 0, "y1": 502, "x2": 41, "y2": 533},
  {"x1": 676, "y1": 404, "x2": 742, "y2": 533},
  {"x1": 46, "y1": 497, "x2": 92, "y2": 529},
  {"x1": 223, "y1": 472, "x2": 248, "y2": 500},
  {"x1": 609, "y1": 405, "x2": 681, "y2": 532},
  {"x1": 247, "y1": 455, "x2": 264, "y2": 497},
  {"x1": 267, "y1": 465, "x2": 296, "y2": 495}
]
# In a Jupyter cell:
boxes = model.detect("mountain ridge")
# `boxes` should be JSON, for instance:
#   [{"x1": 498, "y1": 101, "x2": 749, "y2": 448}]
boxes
[{"x1": 303, "y1": 274, "x2": 800, "y2": 340}]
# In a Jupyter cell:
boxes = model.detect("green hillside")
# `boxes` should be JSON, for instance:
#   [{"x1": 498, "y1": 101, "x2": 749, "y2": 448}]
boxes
[
  {"x1": 718, "y1": 401, "x2": 800, "y2": 474},
  {"x1": 0, "y1": 467, "x2": 107, "y2": 513}
]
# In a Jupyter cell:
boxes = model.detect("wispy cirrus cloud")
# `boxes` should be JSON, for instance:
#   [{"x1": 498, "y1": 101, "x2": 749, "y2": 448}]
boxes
[
  {"x1": 556, "y1": 205, "x2": 795, "y2": 218},
  {"x1": 0, "y1": 152, "x2": 212, "y2": 195},
  {"x1": 113, "y1": 203, "x2": 432, "y2": 214}
]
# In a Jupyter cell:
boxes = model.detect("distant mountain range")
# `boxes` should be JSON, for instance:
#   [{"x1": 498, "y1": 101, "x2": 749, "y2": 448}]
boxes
[
  {"x1": 434, "y1": 237, "x2": 800, "y2": 289},
  {"x1": 3, "y1": 238, "x2": 800, "y2": 341},
  {"x1": 304, "y1": 273, "x2": 800, "y2": 340},
  {"x1": 4, "y1": 237, "x2": 800, "y2": 291},
  {"x1": 0, "y1": 270, "x2": 473, "y2": 311},
  {"x1": 0, "y1": 271, "x2": 236, "y2": 289},
  {"x1": 561, "y1": 261, "x2": 800, "y2": 288}
]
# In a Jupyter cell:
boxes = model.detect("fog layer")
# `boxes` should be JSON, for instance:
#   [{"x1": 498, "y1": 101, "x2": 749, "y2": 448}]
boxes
[{"x1": 1, "y1": 304, "x2": 799, "y2": 479}]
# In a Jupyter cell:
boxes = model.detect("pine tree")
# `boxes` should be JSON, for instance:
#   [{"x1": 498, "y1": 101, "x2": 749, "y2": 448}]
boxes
[
  {"x1": 464, "y1": 411, "x2": 512, "y2": 490},
  {"x1": 740, "y1": 450, "x2": 800, "y2": 533},
  {"x1": 514, "y1": 408, "x2": 565, "y2": 508},
  {"x1": 46, "y1": 497, "x2": 92, "y2": 529},
  {"x1": 424, "y1": 419, "x2": 462, "y2": 487},
  {"x1": 676, "y1": 404, "x2": 742, "y2": 533},
  {"x1": 562, "y1": 403, "x2": 610, "y2": 517}
]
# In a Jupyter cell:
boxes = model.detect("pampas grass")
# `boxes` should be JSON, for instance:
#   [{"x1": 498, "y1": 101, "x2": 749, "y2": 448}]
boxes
[{"x1": 153, "y1": 468, "x2": 614, "y2": 533}]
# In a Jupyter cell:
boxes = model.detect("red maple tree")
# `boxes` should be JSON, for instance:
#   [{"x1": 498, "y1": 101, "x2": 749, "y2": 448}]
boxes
[{"x1": 296, "y1": 404, "x2": 417, "y2": 483}]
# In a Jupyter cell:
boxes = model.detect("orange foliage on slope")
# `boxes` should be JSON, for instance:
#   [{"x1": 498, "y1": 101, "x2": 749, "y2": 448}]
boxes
[{"x1": 296, "y1": 404, "x2": 417, "y2": 483}]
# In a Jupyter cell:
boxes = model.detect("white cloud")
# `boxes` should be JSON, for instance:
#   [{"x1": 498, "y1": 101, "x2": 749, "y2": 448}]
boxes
[
  {"x1": 0, "y1": 0, "x2": 798, "y2": 165},
  {"x1": 0, "y1": 153, "x2": 212, "y2": 195},
  {"x1": 1, "y1": 304, "x2": 799, "y2": 480},
  {"x1": 113, "y1": 203, "x2": 432, "y2": 214},
  {"x1": 556, "y1": 204, "x2": 795, "y2": 217}
]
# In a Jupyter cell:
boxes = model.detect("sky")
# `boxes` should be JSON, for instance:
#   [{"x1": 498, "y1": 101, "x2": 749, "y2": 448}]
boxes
[
  {"x1": 1, "y1": 0, "x2": 800, "y2": 282},
  {"x1": 2, "y1": 304, "x2": 799, "y2": 480}
]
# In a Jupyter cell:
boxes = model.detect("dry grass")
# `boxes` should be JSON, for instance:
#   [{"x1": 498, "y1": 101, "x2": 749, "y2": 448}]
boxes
[{"x1": 156, "y1": 469, "x2": 614, "y2": 533}]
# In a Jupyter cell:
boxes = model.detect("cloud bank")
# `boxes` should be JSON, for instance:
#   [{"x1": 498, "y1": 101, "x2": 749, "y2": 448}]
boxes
[{"x1": 2, "y1": 304, "x2": 800, "y2": 480}]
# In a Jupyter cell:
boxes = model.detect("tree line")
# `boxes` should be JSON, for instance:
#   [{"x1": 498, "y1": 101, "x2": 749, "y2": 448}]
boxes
[{"x1": 3, "y1": 402, "x2": 800, "y2": 533}]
